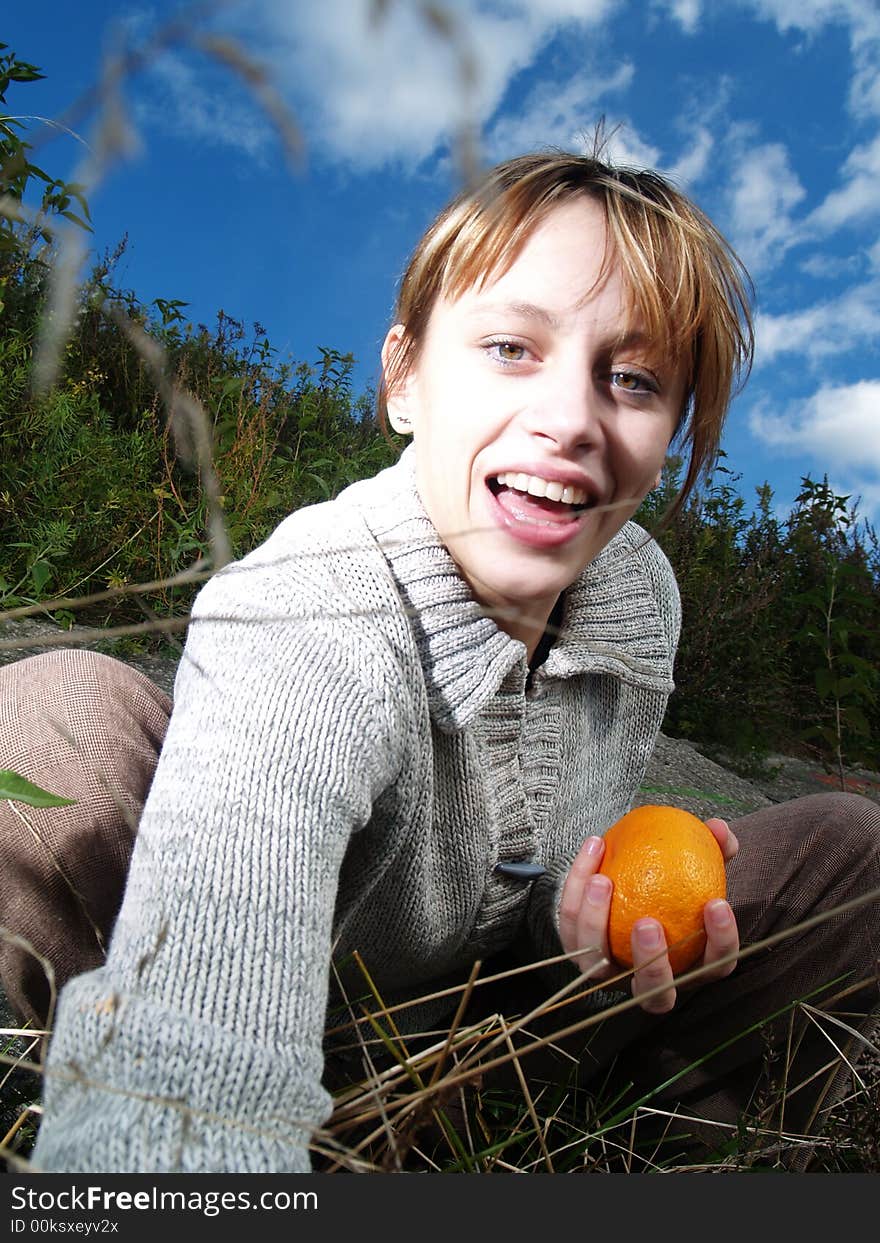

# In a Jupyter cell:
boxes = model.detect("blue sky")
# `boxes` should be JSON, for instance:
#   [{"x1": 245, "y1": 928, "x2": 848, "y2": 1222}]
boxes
[{"x1": 4, "y1": 0, "x2": 880, "y2": 525}]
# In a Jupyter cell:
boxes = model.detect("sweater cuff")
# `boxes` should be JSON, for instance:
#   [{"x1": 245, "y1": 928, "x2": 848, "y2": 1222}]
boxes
[{"x1": 33, "y1": 972, "x2": 330, "y2": 1173}]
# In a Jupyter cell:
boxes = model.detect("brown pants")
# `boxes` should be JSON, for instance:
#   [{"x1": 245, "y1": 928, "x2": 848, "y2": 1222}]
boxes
[
  {"x1": 0, "y1": 651, "x2": 171, "y2": 1028},
  {"x1": 2, "y1": 650, "x2": 879, "y2": 1167}
]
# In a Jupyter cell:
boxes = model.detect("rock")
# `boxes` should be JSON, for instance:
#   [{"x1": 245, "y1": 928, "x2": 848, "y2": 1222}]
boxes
[{"x1": 637, "y1": 732, "x2": 772, "y2": 823}]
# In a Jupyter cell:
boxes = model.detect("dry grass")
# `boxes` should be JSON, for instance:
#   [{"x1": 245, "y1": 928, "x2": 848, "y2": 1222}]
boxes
[
  {"x1": 0, "y1": 917, "x2": 878, "y2": 1173},
  {"x1": 306, "y1": 951, "x2": 880, "y2": 1175}
]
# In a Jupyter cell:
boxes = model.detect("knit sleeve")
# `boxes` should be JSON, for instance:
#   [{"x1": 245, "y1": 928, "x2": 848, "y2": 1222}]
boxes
[{"x1": 32, "y1": 560, "x2": 405, "y2": 1173}]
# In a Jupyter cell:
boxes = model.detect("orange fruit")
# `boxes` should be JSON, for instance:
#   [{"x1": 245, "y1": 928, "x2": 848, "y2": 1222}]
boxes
[{"x1": 598, "y1": 805, "x2": 727, "y2": 974}]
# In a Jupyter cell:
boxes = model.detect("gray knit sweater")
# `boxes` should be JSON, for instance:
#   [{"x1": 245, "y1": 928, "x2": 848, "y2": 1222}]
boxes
[{"x1": 33, "y1": 446, "x2": 680, "y2": 1173}]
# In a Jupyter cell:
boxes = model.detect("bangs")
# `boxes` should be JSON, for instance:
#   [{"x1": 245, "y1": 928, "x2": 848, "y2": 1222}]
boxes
[{"x1": 431, "y1": 173, "x2": 731, "y2": 384}]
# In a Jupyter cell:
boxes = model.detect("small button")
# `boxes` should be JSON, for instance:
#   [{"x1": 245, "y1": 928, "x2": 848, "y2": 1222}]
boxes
[{"x1": 494, "y1": 861, "x2": 547, "y2": 881}]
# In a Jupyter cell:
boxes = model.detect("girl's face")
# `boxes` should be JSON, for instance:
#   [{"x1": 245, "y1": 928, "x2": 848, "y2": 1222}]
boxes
[{"x1": 383, "y1": 196, "x2": 686, "y2": 651}]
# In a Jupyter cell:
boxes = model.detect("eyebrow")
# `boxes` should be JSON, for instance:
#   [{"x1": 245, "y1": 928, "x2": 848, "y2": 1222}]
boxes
[
  {"x1": 465, "y1": 300, "x2": 657, "y2": 353},
  {"x1": 465, "y1": 300, "x2": 561, "y2": 329}
]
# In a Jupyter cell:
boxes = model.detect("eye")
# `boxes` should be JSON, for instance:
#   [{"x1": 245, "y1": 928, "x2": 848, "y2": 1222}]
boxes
[
  {"x1": 485, "y1": 338, "x2": 529, "y2": 365},
  {"x1": 610, "y1": 368, "x2": 658, "y2": 394}
]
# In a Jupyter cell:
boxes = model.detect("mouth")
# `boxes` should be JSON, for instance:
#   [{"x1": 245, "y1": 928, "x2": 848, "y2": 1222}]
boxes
[
  {"x1": 484, "y1": 469, "x2": 600, "y2": 550},
  {"x1": 487, "y1": 471, "x2": 593, "y2": 518}
]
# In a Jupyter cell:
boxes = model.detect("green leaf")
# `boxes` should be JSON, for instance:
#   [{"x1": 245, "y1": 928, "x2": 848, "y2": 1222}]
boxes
[
  {"x1": 24, "y1": 161, "x2": 52, "y2": 183},
  {"x1": 0, "y1": 769, "x2": 76, "y2": 807},
  {"x1": 8, "y1": 64, "x2": 45, "y2": 84},
  {"x1": 30, "y1": 558, "x2": 52, "y2": 593},
  {"x1": 844, "y1": 706, "x2": 871, "y2": 736},
  {"x1": 836, "y1": 675, "x2": 875, "y2": 700},
  {"x1": 60, "y1": 209, "x2": 93, "y2": 232},
  {"x1": 814, "y1": 667, "x2": 837, "y2": 699}
]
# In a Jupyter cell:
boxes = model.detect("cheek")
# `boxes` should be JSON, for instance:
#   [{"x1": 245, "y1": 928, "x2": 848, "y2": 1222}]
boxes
[{"x1": 617, "y1": 417, "x2": 674, "y2": 467}]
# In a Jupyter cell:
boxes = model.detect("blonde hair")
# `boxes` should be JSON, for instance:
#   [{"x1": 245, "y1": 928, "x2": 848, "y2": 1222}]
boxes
[{"x1": 379, "y1": 151, "x2": 754, "y2": 518}]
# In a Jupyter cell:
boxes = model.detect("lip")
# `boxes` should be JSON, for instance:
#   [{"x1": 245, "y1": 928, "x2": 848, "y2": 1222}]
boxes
[{"x1": 486, "y1": 462, "x2": 601, "y2": 500}]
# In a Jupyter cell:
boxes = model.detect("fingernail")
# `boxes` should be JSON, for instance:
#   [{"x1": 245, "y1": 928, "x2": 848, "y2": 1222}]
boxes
[
  {"x1": 588, "y1": 874, "x2": 611, "y2": 904},
  {"x1": 706, "y1": 899, "x2": 731, "y2": 929},
  {"x1": 635, "y1": 920, "x2": 662, "y2": 949},
  {"x1": 584, "y1": 836, "x2": 604, "y2": 858}
]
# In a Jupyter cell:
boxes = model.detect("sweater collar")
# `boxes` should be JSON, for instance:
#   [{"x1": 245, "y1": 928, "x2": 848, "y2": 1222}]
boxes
[{"x1": 347, "y1": 446, "x2": 674, "y2": 730}]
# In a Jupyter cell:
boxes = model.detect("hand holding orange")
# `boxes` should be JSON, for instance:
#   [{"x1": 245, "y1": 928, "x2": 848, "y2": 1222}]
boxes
[{"x1": 598, "y1": 804, "x2": 727, "y2": 974}]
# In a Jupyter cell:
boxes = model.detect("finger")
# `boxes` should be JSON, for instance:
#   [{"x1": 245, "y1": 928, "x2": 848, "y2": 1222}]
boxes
[
  {"x1": 631, "y1": 919, "x2": 677, "y2": 1014},
  {"x1": 701, "y1": 899, "x2": 739, "y2": 980},
  {"x1": 572, "y1": 871, "x2": 613, "y2": 976},
  {"x1": 705, "y1": 817, "x2": 739, "y2": 862},
  {"x1": 558, "y1": 835, "x2": 604, "y2": 955}
]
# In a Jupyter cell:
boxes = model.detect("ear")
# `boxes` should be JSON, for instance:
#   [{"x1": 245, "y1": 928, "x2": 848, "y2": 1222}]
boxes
[
  {"x1": 652, "y1": 468, "x2": 663, "y2": 489},
  {"x1": 382, "y1": 324, "x2": 416, "y2": 436}
]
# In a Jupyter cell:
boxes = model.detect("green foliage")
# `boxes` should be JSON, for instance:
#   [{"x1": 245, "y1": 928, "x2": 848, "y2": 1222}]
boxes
[
  {"x1": 0, "y1": 45, "x2": 91, "y2": 314},
  {"x1": 0, "y1": 52, "x2": 400, "y2": 617},
  {"x1": 638, "y1": 457, "x2": 880, "y2": 771},
  {"x1": 0, "y1": 271, "x2": 399, "y2": 619},
  {"x1": 789, "y1": 479, "x2": 878, "y2": 775},
  {"x1": 0, "y1": 99, "x2": 400, "y2": 624}
]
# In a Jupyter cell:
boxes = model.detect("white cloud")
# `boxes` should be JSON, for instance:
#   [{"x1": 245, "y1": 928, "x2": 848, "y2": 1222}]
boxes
[
  {"x1": 808, "y1": 133, "x2": 880, "y2": 232},
  {"x1": 602, "y1": 127, "x2": 663, "y2": 169},
  {"x1": 725, "y1": 133, "x2": 807, "y2": 271},
  {"x1": 755, "y1": 280, "x2": 880, "y2": 364},
  {"x1": 132, "y1": 43, "x2": 272, "y2": 158},
  {"x1": 744, "y1": 0, "x2": 880, "y2": 38},
  {"x1": 484, "y1": 65, "x2": 635, "y2": 162},
  {"x1": 799, "y1": 250, "x2": 863, "y2": 278},
  {"x1": 91, "y1": 5, "x2": 278, "y2": 159},
  {"x1": 748, "y1": 382, "x2": 880, "y2": 494},
  {"x1": 514, "y1": 0, "x2": 618, "y2": 17},
  {"x1": 849, "y1": 31, "x2": 880, "y2": 119},
  {"x1": 742, "y1": 1, "x2": 880, "y2": 118},
  {"x1": 257, "y1": 0, "x2": 623, "y2": 169},
  {"x1": 665, "y1": 125, "x2": 714, "y2": 187},
  {"x1": 658, "y1": 0, "x2": 703, "y2": 33}
]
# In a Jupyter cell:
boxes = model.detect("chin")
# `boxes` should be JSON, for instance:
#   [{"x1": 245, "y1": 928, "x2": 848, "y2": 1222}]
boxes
[{"x1": 476, "y1": 570, "x2": 572, "y2": 613}]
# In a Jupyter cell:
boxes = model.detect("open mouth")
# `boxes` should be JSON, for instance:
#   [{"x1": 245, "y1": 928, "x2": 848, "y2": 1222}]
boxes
[{"x1": 487, "y1": 471, "x2": 592, "y2": 517}]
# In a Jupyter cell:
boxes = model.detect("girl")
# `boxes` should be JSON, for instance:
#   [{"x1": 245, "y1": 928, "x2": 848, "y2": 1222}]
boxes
[{"x1": 5, "y1": 151, "x2": 879, "y2": 1173}]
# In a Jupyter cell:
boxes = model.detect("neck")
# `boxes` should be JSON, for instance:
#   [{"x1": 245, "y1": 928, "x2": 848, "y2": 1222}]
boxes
[{"x1": 478, "y1": 593, "x2": 563, "y2": 662}]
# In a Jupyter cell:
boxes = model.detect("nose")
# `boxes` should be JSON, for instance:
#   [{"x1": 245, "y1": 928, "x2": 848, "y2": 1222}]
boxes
[{"x1": 524, "y1": 360, "x2": 605, "y2": 453}]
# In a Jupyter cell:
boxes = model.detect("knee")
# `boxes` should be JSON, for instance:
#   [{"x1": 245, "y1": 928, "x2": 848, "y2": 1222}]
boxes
[
  {"x1": 0, "y1": 647, "x2": 171, "y2": 817},
  {"x1": 0, "y1": 650, "x2": 169, "y2": 1026},
  {"x1": 807, "y1": 796, "x2": 880, "y2": 925},
  {"x1": 1, "y1": 648, "x2": 171, "y2": 755},
  {"x1": 811, "y1": 792, "x2": 880, "y2": 854},
  {"x1": 732, "y1": 792, "x2": 880, "y2": 912},
  {"x1": 1, "y1": 647, "x2": 167, "y2": 705}
]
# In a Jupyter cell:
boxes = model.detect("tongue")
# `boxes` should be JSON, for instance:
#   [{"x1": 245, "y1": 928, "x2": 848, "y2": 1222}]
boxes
[{"x1": 495, "y1": 486, "x2": 576, "y2": 522}]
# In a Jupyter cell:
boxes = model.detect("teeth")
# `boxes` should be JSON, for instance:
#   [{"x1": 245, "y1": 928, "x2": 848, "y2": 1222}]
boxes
[{"x1": 496, "y1": 472, "x2": 588, "y2": 507}]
